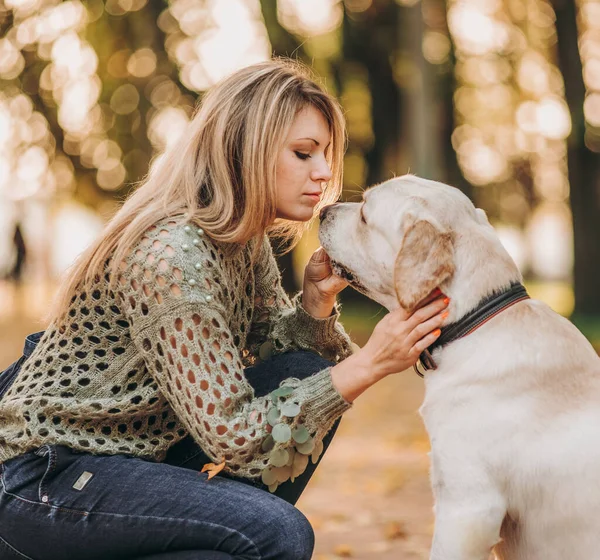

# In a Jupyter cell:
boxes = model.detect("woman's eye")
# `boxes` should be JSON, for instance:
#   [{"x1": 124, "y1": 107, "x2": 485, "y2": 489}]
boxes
[{"x1": 294, "y1": 151, "x2": 311, "y2": 160}]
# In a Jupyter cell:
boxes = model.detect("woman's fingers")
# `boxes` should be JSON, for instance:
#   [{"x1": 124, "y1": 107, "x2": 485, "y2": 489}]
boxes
[
  {"x1": 386, "y1": 294, "x2": 449, "y2": 333},
  {"x1": 309, "y1": 246, "x2": 330, "y2": 264},
  {"x1": 407, "y1": 307, "x2": 449, "y2": 348},
  {"x1": 410, "y1": 327, "x2": 443, "y2": 356},
  {"x1": 408, "y1": 295, "x2": 449, "y2": 328},
  {"x1": 362, "y1": 292, "x2": 450, "y2": 378}
]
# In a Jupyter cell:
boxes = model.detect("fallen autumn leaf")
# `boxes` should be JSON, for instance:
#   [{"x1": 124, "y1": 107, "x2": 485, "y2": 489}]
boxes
[{"x1": 201, "y1": 460, "x2": 226, "y2": 480}]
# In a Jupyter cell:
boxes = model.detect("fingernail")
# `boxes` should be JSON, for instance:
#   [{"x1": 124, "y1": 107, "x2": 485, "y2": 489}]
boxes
[
  {"x1": 433, "y1": 328, "x2": 441, "y2": 337},
  {"x1": 441, "y1": 311, "x2": 449, "y2": 320},
  {"x1": 443, "y1": 297, "x2": 450, "y2": 305}
]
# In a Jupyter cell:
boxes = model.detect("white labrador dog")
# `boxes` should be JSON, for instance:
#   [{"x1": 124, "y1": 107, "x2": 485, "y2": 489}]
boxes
[{"x1": 318, "y1": 175, "x2": 600, "y2": 560}]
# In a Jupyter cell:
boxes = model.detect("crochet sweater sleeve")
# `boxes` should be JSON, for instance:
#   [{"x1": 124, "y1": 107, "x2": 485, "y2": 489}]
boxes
[
  {"x1": 120, "y1": 225, "x2": 351, "y2": 489},
  {"x1": 246, "y1": 235, "x2": 355, "y2": 364}
]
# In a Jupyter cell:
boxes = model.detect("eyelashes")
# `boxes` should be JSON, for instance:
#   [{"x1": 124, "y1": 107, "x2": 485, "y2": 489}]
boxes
[{"x1": 294, "y1": 151, "x2": 311, "y2": 160}]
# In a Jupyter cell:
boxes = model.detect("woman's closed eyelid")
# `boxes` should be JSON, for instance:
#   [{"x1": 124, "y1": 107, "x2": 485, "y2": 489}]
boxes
[{"x1": 294, "y1": 150, "x2": 311, "y2": 160}]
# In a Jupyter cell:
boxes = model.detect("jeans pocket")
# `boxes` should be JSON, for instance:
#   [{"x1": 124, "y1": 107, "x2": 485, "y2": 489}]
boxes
[
  {"x1": 34, "y1": 445, "x2": 86, "y2": 507},
  {"x1": 34, "y1": 444, "x2": 57, "y2": 504},
  {"x1": 1, "y1": 445, "x2": 58, "y2": 505}
]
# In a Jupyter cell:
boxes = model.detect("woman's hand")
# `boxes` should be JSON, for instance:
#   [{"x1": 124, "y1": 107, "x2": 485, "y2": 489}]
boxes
[
  {"x1": 302, "y1": 247, "x2": 348, "y2": 319},
  {"x1": 358, "y1": 291, "x2": 449, "y2": 379},
  {"x1": 330, "y1": 291, "x2": 449, "y2": 403}
]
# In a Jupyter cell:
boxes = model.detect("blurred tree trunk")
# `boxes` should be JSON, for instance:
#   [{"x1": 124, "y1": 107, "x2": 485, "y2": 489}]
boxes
[
  {"x1": 403, "y1": 1, "x2": 441, "y2": 179},
  {"x1": 552, "y1": 0, "x2": 600, "y2": 316},
  {"x1": 439, "y1": 57, "x2": 472, "y2": 199},
  {"x1": 342, "y1": 0, "x2": 402, "y2": 185},
  {"x1": 366, "y1": 2, "x2": 401, "y2": 185},
  {"x1": 259, "y1": 0, "x2": 303, "y2": 56},
  {"x1": 86, "y1": 1, "x2": 173, "y2": 193},
  {"x1": 439, "y1": 0, "x2": 472, "y2": 199}
]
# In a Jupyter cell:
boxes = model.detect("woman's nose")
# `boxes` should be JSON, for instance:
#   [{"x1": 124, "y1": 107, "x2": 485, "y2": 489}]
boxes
[{"x1": 310, "y1": 160, "x2": 332, "y2": 183}]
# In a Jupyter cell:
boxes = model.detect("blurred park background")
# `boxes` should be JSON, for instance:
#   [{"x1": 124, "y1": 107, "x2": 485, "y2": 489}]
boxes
[{"x1": 0, "y1": 0, "x2": 599, "y2": 557}]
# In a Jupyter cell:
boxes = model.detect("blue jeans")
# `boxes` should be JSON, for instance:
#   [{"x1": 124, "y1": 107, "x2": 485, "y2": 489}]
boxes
[{"x1": 0, "y1": 333, "x2": 341, "y2": 559}]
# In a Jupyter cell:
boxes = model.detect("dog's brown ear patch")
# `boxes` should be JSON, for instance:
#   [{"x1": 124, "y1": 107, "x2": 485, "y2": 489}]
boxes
[{"x1": 394, "y1": 219, "x2": 454, "y2": 311}]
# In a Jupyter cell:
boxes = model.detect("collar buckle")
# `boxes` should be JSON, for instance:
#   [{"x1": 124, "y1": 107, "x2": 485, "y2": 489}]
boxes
[{"x1": 414, "y1": 359, "x2": 427, "y2": 378}]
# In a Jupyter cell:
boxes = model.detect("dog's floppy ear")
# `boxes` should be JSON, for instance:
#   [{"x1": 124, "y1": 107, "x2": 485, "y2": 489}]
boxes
[{"x1": 394, "y1": 218, "x2": 455, "y2": 311}]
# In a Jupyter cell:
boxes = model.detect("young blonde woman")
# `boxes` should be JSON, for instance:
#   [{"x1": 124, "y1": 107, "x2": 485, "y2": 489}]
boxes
[{"x1": 0, "y1": 59, "x2": 449, "y2": 559}]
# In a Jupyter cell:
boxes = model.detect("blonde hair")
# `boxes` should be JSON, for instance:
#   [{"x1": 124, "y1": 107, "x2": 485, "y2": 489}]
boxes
[{"x1": 48, "y1": 58, "x2": 347, "y2": 322}]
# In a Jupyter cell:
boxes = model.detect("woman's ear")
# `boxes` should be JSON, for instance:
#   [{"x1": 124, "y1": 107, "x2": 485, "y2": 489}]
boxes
[{"x1": 393, "y1": 218, "x2": 454, "y2": 311}]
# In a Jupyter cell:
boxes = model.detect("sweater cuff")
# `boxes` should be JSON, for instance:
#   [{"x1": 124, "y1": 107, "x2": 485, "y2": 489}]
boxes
[
  {"x1": 288, "y1": 292, "x2": 341, "y2": 347},
  {"x1": 297, "y1": 367, "x2": 352, "y2": 428}
]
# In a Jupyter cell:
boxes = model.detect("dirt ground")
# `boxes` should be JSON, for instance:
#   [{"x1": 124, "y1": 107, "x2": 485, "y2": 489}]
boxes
[
  {"x1": 298, "y1": 367, "x2": 435, "y2": 559},
  {"x1": 0, "y1": 282, "x2": 435, "y2": 559}
]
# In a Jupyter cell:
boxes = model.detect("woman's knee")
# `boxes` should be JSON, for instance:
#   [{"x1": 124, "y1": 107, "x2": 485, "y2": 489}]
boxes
[{"x1": 263, "y1": 499, "x2": 314, "y2": 560}]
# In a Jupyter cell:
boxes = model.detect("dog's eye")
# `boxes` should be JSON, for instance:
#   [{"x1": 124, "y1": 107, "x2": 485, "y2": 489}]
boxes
[{"x1": 360, "y1": 208, "x2": 367, "y2": 225}]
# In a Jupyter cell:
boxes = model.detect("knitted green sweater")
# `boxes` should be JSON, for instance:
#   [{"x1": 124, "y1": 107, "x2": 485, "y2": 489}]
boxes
[{"x1": 0, "y1": 218, "x2": 354, "y2": 490}]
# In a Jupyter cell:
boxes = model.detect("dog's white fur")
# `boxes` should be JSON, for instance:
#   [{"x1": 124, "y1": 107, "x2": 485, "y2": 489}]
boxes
[{"x1": 318, "y1": 175, "x2": 600, "y2": 560}]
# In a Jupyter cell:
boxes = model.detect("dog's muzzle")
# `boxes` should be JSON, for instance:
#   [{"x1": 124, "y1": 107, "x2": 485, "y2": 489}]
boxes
[
  {"x1": 330, "y1": 260, "x2": 369, "y2": 296},
  {"x1": 319, "y1": 203, "x2": 341, "y2": 221}
]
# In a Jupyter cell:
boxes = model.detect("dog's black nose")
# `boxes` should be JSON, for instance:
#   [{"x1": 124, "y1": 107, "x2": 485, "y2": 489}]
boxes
[{"x1": 319, "y1": 204, "x2": 338, "y2": 221}]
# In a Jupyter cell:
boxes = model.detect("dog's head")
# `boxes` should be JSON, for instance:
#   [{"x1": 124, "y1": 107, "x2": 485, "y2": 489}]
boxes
[{"x1": 318, "y1": 175, "x2": 510, "y2": 312}]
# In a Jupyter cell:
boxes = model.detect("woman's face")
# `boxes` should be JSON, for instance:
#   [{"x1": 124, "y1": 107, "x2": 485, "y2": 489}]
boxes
[{"x1": 275, "y1": 105, "x2": 333, "y2": 222}]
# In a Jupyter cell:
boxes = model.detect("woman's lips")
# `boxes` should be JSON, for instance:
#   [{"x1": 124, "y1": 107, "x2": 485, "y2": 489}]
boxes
[{"x1": 304, "y1": 193, "x2": 321, "y2": 204}]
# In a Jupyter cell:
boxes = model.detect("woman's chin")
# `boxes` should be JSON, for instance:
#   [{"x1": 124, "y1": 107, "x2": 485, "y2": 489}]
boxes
[{"x1": 276, "y1": 207, "x2": 316, "y2": 222}]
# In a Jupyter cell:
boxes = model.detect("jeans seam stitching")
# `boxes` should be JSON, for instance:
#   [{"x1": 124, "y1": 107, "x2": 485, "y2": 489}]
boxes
[
  {"x1": 1, "y1": 473, "x2": 261, "y2": 559},
  {"x1": 1, "y1": 480, "x2": 88, "y2": 516},
  {"x1": 73, "y1": 508, "x2": 262, "y2": 554},
  {"x1": 37, "y1": 445, "x2": 56, "y2": 503},
  {"x1": 1, "y1": 465, "x2": 68, "y2": 510},
  {"x1": 0, "y1": 534, "x2": 34, "y2": 560}
]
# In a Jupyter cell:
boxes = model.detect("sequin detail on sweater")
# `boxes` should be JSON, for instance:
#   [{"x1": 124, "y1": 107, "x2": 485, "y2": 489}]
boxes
[{"x1": 0, "y1": 220, "x2": 354, "y2": 486}]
